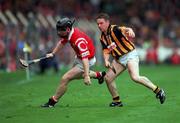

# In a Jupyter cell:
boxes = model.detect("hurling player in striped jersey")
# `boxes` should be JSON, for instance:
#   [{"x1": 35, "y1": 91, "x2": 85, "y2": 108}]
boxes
[{"x1": 96, "y1": 13, "x2": 166, "y2": 107}]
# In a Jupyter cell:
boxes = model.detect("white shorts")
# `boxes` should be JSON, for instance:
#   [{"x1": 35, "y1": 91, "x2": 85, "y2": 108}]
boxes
[
  {"x1": 117, "y1": 49, "x2": 139, "y2": 67},
  {"x1": 74, "y1": 57, "x2": 96, "y2": 71}
]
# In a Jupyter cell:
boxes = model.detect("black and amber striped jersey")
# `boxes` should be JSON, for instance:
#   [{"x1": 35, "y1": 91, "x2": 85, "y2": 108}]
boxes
[{"x1": 100, "y1": 25, "x2": 135, "y2": 60}]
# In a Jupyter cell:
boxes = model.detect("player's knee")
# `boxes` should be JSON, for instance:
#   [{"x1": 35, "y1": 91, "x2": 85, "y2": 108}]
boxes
[
  {"x1": 105, "y1": 75, "x2": 112, "y2": 83},
  {"x1": 131, "y1": 74, "x2": 140, "y2": 82}
]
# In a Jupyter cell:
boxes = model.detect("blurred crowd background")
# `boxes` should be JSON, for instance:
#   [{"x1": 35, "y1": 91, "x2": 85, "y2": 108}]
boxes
[{"x1": 0, "y1": 0, "x2": 180, "y2": 73}]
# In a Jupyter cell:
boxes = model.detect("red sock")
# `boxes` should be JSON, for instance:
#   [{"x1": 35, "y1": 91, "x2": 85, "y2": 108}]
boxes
[{"x1": 96, "y1": 72, "x2": 101, "y2": 78}]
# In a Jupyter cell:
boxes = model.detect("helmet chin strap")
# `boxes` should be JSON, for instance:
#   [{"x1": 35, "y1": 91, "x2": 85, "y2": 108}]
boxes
[
  {"x1": 60, "y1": 35, "x2": 68, "y2": 38},
  {"x1": 58, "y1": 32, "x2": 69, "y2": 39}
]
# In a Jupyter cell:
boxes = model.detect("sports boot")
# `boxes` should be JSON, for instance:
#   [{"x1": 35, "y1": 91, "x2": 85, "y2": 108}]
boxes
[
  {"x1": 156, "y1": 89, "x2": 166, "y2": 104},
  {"x1": 109, "y1": 102, "x2": 123, "y2": 107},
  {"x1": 41, "y1": 98, "x2": 57, "y2": 108},
  {"x1": 98, "y1": 71, "x2": 106, "y2": 84}
]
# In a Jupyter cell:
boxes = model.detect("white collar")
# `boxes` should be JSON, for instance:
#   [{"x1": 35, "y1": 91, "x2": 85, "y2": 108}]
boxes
[{"x1": 68, "y1": 27, "x2": 74, "y2": 40}]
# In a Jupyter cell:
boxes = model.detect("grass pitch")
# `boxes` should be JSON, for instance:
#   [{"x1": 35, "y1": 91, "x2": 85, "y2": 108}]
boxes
[{"x1": 0, "y1": 65, "x2": 180, "y2": 123}]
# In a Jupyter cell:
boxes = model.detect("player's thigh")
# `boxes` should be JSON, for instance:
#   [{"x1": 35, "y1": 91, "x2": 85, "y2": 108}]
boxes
[
  {"x1": 62, "y1": 66, "x2": 83, "y2": 81},
  {"x1": 112, "y1": 60, "x2": 126, "y2": 75},
  {"x1": 73, "y1": 57, "x2": 96, "y2": 71},
  {"x1": 127, "y1": 59, "x2": 139, "y2": 77}
]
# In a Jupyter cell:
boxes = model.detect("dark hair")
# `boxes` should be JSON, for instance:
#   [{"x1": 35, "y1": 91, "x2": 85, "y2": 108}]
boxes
[{"x1": 96, "y1": 13, "x2": 110, "y2": 21}]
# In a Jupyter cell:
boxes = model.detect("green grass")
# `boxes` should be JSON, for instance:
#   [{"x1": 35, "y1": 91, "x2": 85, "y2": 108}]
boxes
[{"x1": 0, "y1": 65, "x2": 180, "y2": 123}]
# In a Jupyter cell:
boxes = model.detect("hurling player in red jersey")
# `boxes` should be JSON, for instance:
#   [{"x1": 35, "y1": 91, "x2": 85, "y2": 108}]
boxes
[{"x1": 41, "y1": 17, "x2": 106, "y2": 107}]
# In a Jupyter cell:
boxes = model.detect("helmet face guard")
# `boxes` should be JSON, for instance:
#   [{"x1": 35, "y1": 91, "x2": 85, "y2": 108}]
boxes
[
  {"x1": 57, "y1": 27, "x2": 67, "y2": 32},
  {"x1": 57, "y1": 29, "x2": 69, "y2": 38}
]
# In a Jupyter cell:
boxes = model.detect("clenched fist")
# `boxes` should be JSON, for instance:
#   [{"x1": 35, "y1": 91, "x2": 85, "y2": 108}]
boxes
[
  {"x1": 46, "y1": 53, "x2": 54, "y2": 58},
  {"x1": 84, "y1": 75, "x2": 91, "y2": 86}
]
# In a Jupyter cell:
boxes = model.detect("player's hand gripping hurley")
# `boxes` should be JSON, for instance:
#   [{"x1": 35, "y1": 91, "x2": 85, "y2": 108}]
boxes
[{"x1": 105, "y1": 60, "x2": 116, "y2": 74}]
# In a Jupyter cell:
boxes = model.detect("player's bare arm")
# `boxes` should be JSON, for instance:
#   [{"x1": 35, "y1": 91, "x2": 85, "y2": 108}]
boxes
[
  {"x1": 46, "y1": 40, "x2": 64, "y2": 58},
  {"x1": 82, "y1": 58, "x2": 91, "y2": 85},
  {"x1": 103, "y1": 50, "x2": 111, "y2": 68},
  {"x1": 125, "y1": 27, "x2": 135, "y2": 38}
]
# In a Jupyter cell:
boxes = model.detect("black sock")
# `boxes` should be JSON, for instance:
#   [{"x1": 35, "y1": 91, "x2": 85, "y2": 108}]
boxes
[
  {"x1": 113, "y1": 96, "x2": 121, "y2": 102},
  {"x1": 153, "y1": 86, "x2": 160, "y2": 94}
]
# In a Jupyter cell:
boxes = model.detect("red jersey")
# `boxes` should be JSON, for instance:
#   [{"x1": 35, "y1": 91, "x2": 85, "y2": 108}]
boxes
[{"x1": 60, "y1": 28, "x2": 95, "y2": 59}]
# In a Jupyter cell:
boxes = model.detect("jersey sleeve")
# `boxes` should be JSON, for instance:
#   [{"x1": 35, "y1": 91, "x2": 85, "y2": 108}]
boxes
[
  {"x1": 118, "y1": 26, "x2": 128, "y2": 39},
  {"x1": 119, "y1": 26, "x2": 126, "y2": 33},
  {"x1": 60, "y1": 38, "x2": 68, "y2": 45}
]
